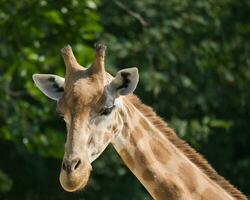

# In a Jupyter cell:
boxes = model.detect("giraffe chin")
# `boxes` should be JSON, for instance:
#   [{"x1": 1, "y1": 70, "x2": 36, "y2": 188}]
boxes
[{"x1": 59, "y1": 167, "x2": 91, "y2": 192}]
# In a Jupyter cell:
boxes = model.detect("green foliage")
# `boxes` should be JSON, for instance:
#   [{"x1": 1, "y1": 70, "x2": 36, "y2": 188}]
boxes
[
  {"x1": 0, "y1": 0, "x2": 249, "y2": 199},
  {"x1": 0, "y1": 170, "x2": 13, "y2": 193}
]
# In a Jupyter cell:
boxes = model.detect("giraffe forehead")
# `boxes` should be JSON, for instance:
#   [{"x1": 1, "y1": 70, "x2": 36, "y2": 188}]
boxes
[
  {"x1": 75, "y1": 80, "x2": 102, "y2": 101},
  {"x1": 65, "y1": 77, "x2": 104, "y2": 106}
]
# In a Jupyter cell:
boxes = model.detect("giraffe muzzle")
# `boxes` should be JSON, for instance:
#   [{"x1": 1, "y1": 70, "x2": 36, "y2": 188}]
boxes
[{"x1": 59, "y1": 158, "x2": 92, "y2": 192}]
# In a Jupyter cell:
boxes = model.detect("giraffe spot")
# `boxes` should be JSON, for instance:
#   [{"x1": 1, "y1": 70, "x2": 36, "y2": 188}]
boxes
[
  {"x1": 119, "y1": 149, "x2": 135, "y2": 170},
  {"x1": 120, "y1": 110, "x2": 125, "y2": 118},
  {"x1": 134, "y1": 148, "x2": 154, "y2": 166},
  {"x1": 139, "y1": 118, "x2": 151, "y2": 131},
  {"x1": 142, "y1": 168, "x2": 156, "y2": 182},
  {"x1": 124, "y1": 122, "x2": 129, "y2": 128},
  {"x1": 153, "y1": 179, "x2": 183, "y2": 200},
  {"x1": 122, "y1": 122, "x2": 129, "y2": 138},
  {"x1": 201, "y1": 188, "x2": 224, "y2": 200},
  {"x1": 178, "y1": 162, "x2": 197, "y2": 193},
  {"x1": 130, "y1": 126, "x2": 143, "y2": 146},
  {"x1": 149, "y1": 139, "x2": 171, "y2": 164},
  {"x1": 112, "y1": 124, "x2": 118, "y2": 132},
  {"x1": 133, "y1": 127, "x2": 143, "y2": 138},
  {"x1": 130, "y1": 134, "x2": 136, "y2": 146},
  {"x1": 88, "y1": 137, "x2": 94, "y2": 146}
]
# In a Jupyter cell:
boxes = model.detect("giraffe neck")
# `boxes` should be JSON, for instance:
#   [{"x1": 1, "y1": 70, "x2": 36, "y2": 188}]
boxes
[{"x1": 111, "y1": 96, "x2": 243, "y2": 200}]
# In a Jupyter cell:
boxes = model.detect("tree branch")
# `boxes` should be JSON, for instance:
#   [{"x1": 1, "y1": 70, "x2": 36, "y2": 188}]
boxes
[{"x1": 114, "y1": 1, "x2": 148, "y2": 28}]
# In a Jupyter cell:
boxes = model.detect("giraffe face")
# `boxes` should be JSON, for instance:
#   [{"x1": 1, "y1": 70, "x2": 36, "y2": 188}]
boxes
[
  {"x1": 56, "y1": 74, "x2": 123, "y2": 192},
  {"x1": 32, "y1": 45, "x2": 139, "y2": 192}
]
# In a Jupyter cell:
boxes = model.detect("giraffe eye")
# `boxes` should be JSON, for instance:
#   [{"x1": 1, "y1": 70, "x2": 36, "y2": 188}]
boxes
[{"x1": 100, "y1": 106, "x2": 115, "y2": 116}]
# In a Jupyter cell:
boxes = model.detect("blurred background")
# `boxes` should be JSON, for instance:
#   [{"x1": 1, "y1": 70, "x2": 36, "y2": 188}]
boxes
[{"x1": 0, "y1": 0, "x2": 250, "y2": 199}]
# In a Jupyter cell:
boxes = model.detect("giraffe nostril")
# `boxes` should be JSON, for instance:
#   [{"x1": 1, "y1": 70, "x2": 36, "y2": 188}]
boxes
[
  {"x1": 74, "y1": 159, "x2": 81, "y2": 170},
  {"x1": 62, "y1": 162, "x2": 67, "y2": 171},
  {"x1": 62, "y1": 158, "x2": 82, "y2": 173}
]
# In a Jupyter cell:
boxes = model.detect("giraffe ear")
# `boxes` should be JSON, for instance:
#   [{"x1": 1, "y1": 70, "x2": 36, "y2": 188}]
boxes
[
  {"x1": 110, "y1": 67, "x2": 139, "y2": 96},
  {"x1": 32, "y1": 74, "x2": 65, "y2": 101}
]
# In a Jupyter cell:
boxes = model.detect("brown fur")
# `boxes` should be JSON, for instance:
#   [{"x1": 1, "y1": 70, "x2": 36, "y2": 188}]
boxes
[
  {"x1": 142, "y1": 168, "x2": 156, "y2": 182},
  {"x1": 178, "y1": 162, "x2": 198, "y2": 193},
  {"x1": 130, "y1": 126, "x2": 143, "y2": 146},
  {"x1": 153, "y1": 178, "x2": 184, "y2": 200},
  {"x1": 133, "y1": 127, "x2": 144, "y2": 139},
  {"x1": 139, "y1": 117, "x2": 151, "y2": 130},
  {"x1": 112, "y1": 124, "x2": 118, "y2": 132},
  {"x1": 149, "y1": 139, "x2": 171, "y2": 164},
  {"x1": 122, "y1": 122, "x2": 129, "y2": 138},
  {"x1": 201, "y1": 188, "x2": 224, "y2": 200},
  {"x1": 128, "y1": 95, "x2": 247, "y2": 200},
  {"x1": 120, "y1": 110, "x2": 126, "y2": 118},
  {"x1": 134, "y1": 148, "x2": 154, "y2": 166},
  {"x1": 119, "y1": 149, "x2": 135, "y2": 170},
  {"x1": 129, "y1": 134, "x2": 136, "y2": 146}
]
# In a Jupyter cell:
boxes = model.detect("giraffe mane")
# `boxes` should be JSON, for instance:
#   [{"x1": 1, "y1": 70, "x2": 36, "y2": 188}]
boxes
[{"x1": 128, "y1": 95, "x2": 247, "y2": 200}]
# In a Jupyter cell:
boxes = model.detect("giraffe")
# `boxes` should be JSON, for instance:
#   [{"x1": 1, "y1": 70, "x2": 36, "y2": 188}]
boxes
[{"x1": 32, "y1": 44, "x2": 247, "y2": 200}]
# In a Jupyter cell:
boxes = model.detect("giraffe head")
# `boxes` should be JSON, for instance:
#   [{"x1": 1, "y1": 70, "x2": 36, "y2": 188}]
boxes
[{"x1": 32, "y1": 44, "x2": 139, "y2": 192}]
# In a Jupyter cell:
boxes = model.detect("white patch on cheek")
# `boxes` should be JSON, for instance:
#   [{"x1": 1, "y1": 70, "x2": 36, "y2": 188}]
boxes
[
  {"x1": 114, "y1": 96, "x2": 123, "y2": 108},
  {"x1": 87, "y1": 122, "x2": 114, "y2": 163},
  {"x1": 89, "y1": 135, "x2": 110, "y2": 163},
  {"x1": 86, "y1": 100, "x2": 124, "y2": 163},
  {"x1": 91, "y1": 116, "x2": 109, "y2": 128}
]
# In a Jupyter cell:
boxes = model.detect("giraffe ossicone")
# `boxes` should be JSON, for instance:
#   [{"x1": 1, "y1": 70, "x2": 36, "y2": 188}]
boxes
[{"x1": 32, "y1": 44, "x2": 247, "y2": 200}]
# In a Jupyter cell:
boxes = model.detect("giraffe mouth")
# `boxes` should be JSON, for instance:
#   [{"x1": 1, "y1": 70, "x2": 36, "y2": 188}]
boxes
[{"x1": 59, "y1": 165, "x2": 91, "y2": 192}]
